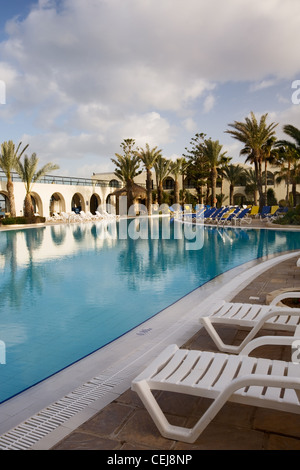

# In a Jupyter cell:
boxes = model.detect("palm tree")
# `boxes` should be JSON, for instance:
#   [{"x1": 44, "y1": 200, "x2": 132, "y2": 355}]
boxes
[
  {"x1": 16, "y1": 153, "x2": 59, "y2": 217},
  {"x1": 202, "y1": 139, "x2": 227, "y2": 207},
  {"x1": 154, "y1": 155, "x2": 171, "y2": 205},
  {"x1": 222, "y1": 164, "x2": 245, "y2": 205},
  {"x1": 225, "y1": 112, "x2": 278, "y2": 208},
  {"x1": 243, "y1": 168, "x2": 259, "y2": 205},
  {"x1": 111, "y1": 139, "x2": 142, "y2": 209},
  {"x1": 170, "y1": 159, "x2": 182, "y2": 205},
  {"x1": 275, "y1": 146, "x2": 300, "y2": 206},
  {"x1": 179, "y1": 158, "x2": 190, "y2": 207},
  {"x1": 218, "y1": 154, "x2": 232, "y2": 201},
  {"x1": 183, "y1": 133, "x2": 210, "y2": 204},
  {"x1": 261, "y1": 137, "x2": 279, "y2": 206},
  {"x1": 137, "y1": 143, "x2": 162, "y2": 214},
  {"x1": 0, "y1": 141, "x2": 29, "y2": 217},
  {"x1": 275, "y1": 124, "x2": 300, "y2": 206}
]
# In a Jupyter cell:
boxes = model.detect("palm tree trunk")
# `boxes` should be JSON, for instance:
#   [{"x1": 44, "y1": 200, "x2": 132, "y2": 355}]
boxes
[
  {"x1": 254, "y1": 158, "x2": 264, "y2": 209},
  {"x1": 181, "y1": 173, "x2": 185, "y2": 207},
  {"x1": 287, "y1": 163, "x2": 290, "y2": 204},
  {"x1": 292, "y1": 181, "x2": 297, "y2": 207},
  {"x1": 7, "y1": 178, "x2": 16, "y2": 217},
  {"x1": 211, "y1": 167, "x2": 217, "y2": 207},
  {"x1": 126, "y1": 180, "x2": 135, "y2": 211},
  {"x1": 24, "y1": 193, "x2": 34, "y2": 218},
  {"x1": 264, "y1": 160, "x2": 268, "y2": 206},
  {"x1": 146, "y1": 169, "x2": 152, "y2": 215},
  {"x1": 158, "y1": 183, "x2": 163, "y2": 205},
  {"x1": 174, "y1": 179, "x2": 180, "y2": 204},
  {"x1": 230, "y1": 184, "x2": 233, "y2": 205}
]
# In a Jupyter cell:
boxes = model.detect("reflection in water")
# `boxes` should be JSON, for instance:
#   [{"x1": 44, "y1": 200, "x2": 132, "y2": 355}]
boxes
[{"x1": 0, "y1": 219, "x2": 300, "y2": 404}]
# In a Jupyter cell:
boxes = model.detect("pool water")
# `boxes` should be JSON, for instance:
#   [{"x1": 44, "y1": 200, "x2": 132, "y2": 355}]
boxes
[{"x1": 0, "y1": 218, "x2": 300, "y2": 404}]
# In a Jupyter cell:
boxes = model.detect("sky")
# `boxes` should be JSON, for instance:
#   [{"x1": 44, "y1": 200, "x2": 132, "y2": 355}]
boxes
[{"x1": 0, "y1": 0, "x2": 300, "y2": 178}]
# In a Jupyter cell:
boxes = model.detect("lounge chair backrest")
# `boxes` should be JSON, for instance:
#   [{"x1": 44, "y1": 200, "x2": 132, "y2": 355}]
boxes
[
  {"x1": 270, "y1": 205, "x2": 279, "y2": 215},
  {"x1": 249, "y1": 206, "x2": 259, "y2": 215}
]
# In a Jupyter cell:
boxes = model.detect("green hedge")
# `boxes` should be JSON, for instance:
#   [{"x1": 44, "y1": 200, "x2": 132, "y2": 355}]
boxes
[
  {"x1": 1, "y1": 216, "x2": 46, "y2": 226},
  {"x1": 276, "y1": 205, "x2": 300, "y2": 225}
]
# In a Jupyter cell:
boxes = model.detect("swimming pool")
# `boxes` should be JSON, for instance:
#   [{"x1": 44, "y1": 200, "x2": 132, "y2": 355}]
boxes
[{"x1": 0, "y1": 218, "x2": 300, "y2": 404}]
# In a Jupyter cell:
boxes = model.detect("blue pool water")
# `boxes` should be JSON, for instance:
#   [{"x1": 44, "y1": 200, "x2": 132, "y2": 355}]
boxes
[{"x1": 0, "y1": 218, "x2": 300, "y2": 404}]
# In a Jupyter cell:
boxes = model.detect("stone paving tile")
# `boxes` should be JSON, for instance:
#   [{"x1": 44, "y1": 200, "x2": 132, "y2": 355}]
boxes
[{"x1": 52, "y1": 253, "x2": 300, "y2": 451}]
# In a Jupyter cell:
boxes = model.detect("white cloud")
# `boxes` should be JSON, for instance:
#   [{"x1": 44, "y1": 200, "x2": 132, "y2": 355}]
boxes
[
  {"x1": 203, "y1": 94, "x2": 216, "y2": 113},
  {"x1": 250, "y1": 80, "x2": 277, "y2": 92},
  {"x1": 182, "y1": 117, "x2": 197, "y2": 133},
  {"x1": 119, "y1": 112, "x2": 174, "y2": 149},
  {"x1": 1, "y1": 0, "x2": 300, "y2": 175}
]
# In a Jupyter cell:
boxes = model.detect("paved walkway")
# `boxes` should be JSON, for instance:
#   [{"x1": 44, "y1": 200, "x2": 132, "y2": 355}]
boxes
[{"x1": 52, "y1": 253, "x2": 300, "y2": 450}]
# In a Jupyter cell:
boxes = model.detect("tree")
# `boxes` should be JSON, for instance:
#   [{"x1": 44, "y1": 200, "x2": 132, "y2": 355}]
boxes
[
  {"x1": 218, "y1": 154, "x2": 232, "y2": 202},
  {"x1": 183, "y1": 133, "x2": 210, "y2": 204},
  {"x1": 154, "y1": 155, "x2": 171, "y2": 205},
  {"x1": 0, "y1": 141, "x2": 29, "y2": 217},
  {"x1": 275, "y1": 148, "x2": 300, "y2": 207},
  {"x1": 137, "y1": 143, "x2": 162, "y2": 214},
  {"x1": 275, "y1": 124, "x2": 300, "y2": 206},
  {"x1": 16, "y1": 153, "x2": 59, "y2": 217},
  {"x1": 202, "y1": 139, "x2": 227, "y2": 207},
  {"x1": 261, "y1": 137, "x2": 279, "y2": 206},
  {"x1": 170, "y1": 159, "x2": 183, "y2": 204},
  {"x1": 222, "y1": 164, "x2": 245, "y2": 205},
  {"x1": 111, "y1": 139, "x2": 142, "y2": 209},
  {"x1": 179, "y1": 158, "x2": 190, "y2": 207},
  {"x1": 243, "y1": 168, "x2": 259, "y2": 205},
  {"x1": 225, "y1": 112, "x2": 278, "y2": 208}
]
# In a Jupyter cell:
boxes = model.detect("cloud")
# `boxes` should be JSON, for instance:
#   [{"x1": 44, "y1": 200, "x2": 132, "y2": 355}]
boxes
[
  {"x1": 249, "y1": 79, "x2": 277, "y2": 92},
  {"x1": 182, "y1": 117, "x2": 197, "y2": 133},
  {"x1": 1, "y1": 0, "x2": 300, "y2": 174},
  {"x1": 203, "y1": 94, "x2": 216, "y2": 113}
]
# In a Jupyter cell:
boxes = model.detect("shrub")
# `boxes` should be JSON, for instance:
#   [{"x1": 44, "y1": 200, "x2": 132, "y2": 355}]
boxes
[
  {"x1": 276, "y1": 205, "x2": 300, "y2": 225},
  {"x1": 1, "y1": 216, "x2": 46, "y2": 226}
]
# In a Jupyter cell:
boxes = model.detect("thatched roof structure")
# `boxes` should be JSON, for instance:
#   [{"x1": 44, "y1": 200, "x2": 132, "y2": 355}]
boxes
[{"x1": 109, "y1": 183, "x2": 147, "y2": 200}]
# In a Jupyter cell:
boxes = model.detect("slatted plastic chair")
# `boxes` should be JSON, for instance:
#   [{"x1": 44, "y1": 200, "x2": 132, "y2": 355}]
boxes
[
  {"x1": 132, "y1": 340, "x2": 300, "y2": 443},
  {"x1": 200, "y1": 292, "x2": 300, "y2": 353}
]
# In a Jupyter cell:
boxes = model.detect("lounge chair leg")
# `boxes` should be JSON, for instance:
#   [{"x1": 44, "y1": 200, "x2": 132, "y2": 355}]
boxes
[
  {"x1": 200, "y1": 317, "x2": 243, "y2": 353},
  {"x1": 133, "y1": 381, "x2": 224, "y2": 443},
  {"x1": 200, "y1": 317, "x2": 269, "y2": 354}
]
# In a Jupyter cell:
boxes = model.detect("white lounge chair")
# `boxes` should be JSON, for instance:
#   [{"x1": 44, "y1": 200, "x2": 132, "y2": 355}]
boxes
[
  {"x1": 51, "y1": 211, "x2": 63, "y2": 221},
  {"x1": 200, "y1": 292, "x2": 300, "y2": 353},
  {"x1": 132, "y1": 337, "x2": 300, "y2": 443},
  {"x1": 80, "y1": 211, "x2": 94, "y2": 221},
  {"x1": 86, "y1": 211, "x2": 98, "y2": 220},
  {"x1": 96, "y1": 209, "x2": 115, "y2": 219}
]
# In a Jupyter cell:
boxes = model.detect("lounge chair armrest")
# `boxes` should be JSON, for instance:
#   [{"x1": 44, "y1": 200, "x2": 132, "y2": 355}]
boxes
[
  {"x1": 270, "y1": 292, "x2": 300, "y2": 305},
  {"x1": 239, "y1": 335, "x2": 297, "y2": 356}
]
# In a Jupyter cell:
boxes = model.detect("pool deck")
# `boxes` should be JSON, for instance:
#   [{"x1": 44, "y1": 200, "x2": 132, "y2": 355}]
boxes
[
  {"x1": 0, "y1": 218, "x2": 300, "y2": 451},
  {"x1": 48, "y1": 251, "x2": 300, "y2": 451}
]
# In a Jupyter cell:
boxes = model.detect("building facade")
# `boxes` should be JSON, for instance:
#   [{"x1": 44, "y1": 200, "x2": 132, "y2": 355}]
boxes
[
  {"x1": 0, "y1": 164, "x2": 298, "y2": 219},
  {"x1": 0, "y1": 173, "x2": 120, "y2": 218}
]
